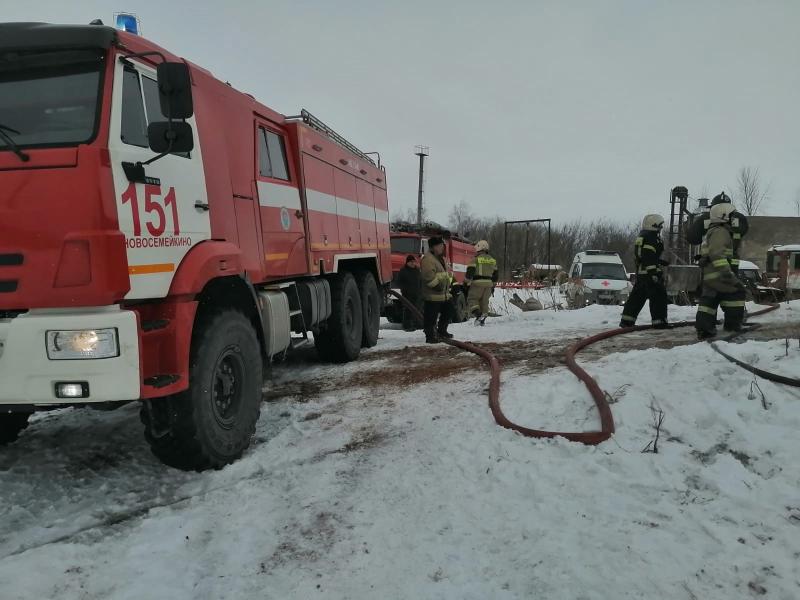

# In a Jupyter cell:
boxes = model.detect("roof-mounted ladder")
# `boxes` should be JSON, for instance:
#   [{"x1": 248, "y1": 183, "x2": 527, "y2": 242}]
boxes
[{"x1": 286, "y1": 109, "x2": 378, "y2": 167}]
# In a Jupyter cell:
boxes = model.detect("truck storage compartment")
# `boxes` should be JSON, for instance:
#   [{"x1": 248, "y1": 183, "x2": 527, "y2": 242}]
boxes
[
  {"x1": 257, "y1": 291, "x2": 291, "y2": 357},
  {"x1": 296, "y1": 279, "x2": 331, "y2": 328}
]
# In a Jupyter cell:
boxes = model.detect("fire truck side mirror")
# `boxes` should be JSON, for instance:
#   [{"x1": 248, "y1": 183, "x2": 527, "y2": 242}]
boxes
[
  {"x1": 147, "y1": 121, "x2": 194, "y2": 154},
  {"x1": 156, "y1": 62, "x2": 194, "y2": 119}
]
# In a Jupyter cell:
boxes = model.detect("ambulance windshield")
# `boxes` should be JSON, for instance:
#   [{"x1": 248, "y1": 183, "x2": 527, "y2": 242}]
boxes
[
  {"x1": 0, "y1": 49, "x2": 104, "y2": 152},
  {"x1": 581, "y1": 263, "x2": 627, "y2": 280}
]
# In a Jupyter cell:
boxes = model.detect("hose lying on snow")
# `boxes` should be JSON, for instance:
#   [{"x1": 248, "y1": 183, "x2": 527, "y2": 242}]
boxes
[
  {"x1": 388, "y1": 291, "x2": 793, "y2": 444},
  {"x1": 389, "y1": 290, "x2": 617, "y2": 444},
  {"x1": 709, "y1": 304, "x2": 800, "y2": 387}
]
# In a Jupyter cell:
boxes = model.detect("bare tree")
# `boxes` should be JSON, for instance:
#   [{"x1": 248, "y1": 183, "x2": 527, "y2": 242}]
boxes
[
  {"x1": 735, "y1": 166, "x2": 770, "y2": 215},
  {"x1": 793, "y1": 189, "x2": 800, "y2": 216},
  {"x1": 447, "y1": 200, "x2": 482, "y2": 238},
  {"x1": 391, "y1": 206, "x2": 421, "y2": 224}
]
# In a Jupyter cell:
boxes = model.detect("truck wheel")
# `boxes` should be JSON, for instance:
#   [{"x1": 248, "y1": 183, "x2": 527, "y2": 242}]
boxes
[
  {"x1": 455, "y1": 292, "x2": 468, "y2": 322},
  {"x1": 356, "y1": 271, "x2": 380, "y2": 348},
  {"x1": 0, "y1": 412, "x2": 31, "y2": 445},
  {"x1": 315, "y1": 272, "x2": 363, "y2": 362},
  {"x1": 141, "y1": 310, "x2": 263, "y2": 471}
]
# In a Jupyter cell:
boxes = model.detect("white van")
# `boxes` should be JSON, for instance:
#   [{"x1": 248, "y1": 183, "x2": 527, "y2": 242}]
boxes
[{"x1": 560, "y1": 250, "x2": 632, "y2": 308}]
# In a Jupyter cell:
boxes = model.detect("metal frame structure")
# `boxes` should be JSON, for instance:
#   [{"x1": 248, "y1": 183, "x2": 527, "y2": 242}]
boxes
[
  {"x1": 415, "y1": 145, "x2": 429, "y2": 226},
  {"x1": 502, "y1": 218, "x2": 551, "y2": 280},
  {"x1": 667, "y1": 185, "x2": 692, "y2": 264}
]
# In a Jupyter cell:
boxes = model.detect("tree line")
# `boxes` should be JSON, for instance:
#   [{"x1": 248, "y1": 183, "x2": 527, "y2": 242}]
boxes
[
  {"x1": 392, "y1": 165, "x2": 785, "y2": 278},
  {"x1": 392, "y1": 201, "x2": 640, "y2": 277}
]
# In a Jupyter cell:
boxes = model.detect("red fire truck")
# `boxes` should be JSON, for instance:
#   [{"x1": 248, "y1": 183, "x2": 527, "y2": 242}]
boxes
[
  {"x1": 384, "y1": 222, "x2": 476, "y2": 323},
  {"x1": 0, "y1": 22, "x2": 392, "y2": 469}
]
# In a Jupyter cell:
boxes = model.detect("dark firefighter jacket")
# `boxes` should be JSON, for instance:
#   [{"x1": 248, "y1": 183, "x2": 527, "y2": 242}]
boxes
[
  {"x1": 634, "y1": 230, "x2": 665, "y2": 277},
  {"x1": 397, "y1": 265, "x2": 422, "y2": 301},
  {"x1": 465, "y1": 252, "x2": 499, "y2": 287},
  {"x1": 700, "y1": 225, "x2": 741, "y2": 293},
  {"x1": 420, "y1": 253, "x2": 451, "y2": 302}
]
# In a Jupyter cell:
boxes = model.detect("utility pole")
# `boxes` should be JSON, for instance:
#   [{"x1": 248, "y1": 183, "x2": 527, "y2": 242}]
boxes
[{"x1": 415, "y1": 145, "x2": 429, "y2": 226}]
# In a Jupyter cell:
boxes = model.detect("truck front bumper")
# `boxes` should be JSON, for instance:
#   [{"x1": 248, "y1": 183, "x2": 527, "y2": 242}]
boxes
[{"x1": 0, "y1": 307, "x2": 140, "y2": 405}]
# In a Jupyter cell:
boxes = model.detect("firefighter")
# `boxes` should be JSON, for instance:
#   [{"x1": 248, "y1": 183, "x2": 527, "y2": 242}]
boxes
[
  {"x1": 465, "y1": 240, "x2": 498, "y2": 326},
  {"x1": 397, "y1": 255, "x2": 423, "y2": 331},
  {"x1": 420, "y1": 237, "x2": 453, "y2": 343},
  {"x1": 619, "y1": 214, "x2": 670, "y2": 328},
  {"x1": 695, "y1": 202, "x2": 746, "y2": 339},
  {"x1": 686, "y1": 191, "x2": 749, "y2": 273}
]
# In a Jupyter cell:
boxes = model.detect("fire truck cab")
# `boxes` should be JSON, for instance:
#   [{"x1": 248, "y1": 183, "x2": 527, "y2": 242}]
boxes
[
  {"x1": 0, "y1": 22, "x2": 391, "y2": 469},
  {"x1": 384, "y1": 223, "x2": 475, "y2": 323}
]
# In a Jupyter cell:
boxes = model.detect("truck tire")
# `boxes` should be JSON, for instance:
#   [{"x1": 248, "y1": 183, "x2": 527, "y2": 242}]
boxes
[
  {"x1": 356, "y1": 271, "x2": 380, "y2": 348},
  {"x1": 141, "y1": 310, "x2": 263, "y2": 471},
  {"x1": 0, "y1": 412, "x2": 31, "y2": 445},
  {"x1": 455, "y1": 292, "x2": 468, "y2": 322},
  {"x1": 315, "y1": 272, "x2": 363, "y2": 362}
]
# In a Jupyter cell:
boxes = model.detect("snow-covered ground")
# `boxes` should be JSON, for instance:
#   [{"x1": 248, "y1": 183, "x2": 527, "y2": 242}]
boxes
[{"x1": 1, "y1": 300, "x2": 798, "y2": 599}]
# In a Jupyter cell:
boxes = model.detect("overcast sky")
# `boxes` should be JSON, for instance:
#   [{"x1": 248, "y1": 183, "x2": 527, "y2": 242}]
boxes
[{"x1": 6, "y1": 1, "x2": 799, "y2": 225}]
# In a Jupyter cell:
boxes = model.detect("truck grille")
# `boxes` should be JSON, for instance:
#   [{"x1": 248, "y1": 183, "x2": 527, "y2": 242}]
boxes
[
  {"x1": 0, "y1": 253, "x2": 22, "y2": 294},
  {"x1": 0, "y1": 254, "x2": 23, "y2": 266}
]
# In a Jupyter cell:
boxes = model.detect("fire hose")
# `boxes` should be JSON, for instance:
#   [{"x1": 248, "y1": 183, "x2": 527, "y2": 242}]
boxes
[
  {"x1": 710, "y1": 304, "x2": 800, "y2": 387},
  {"x1": 388, "y1": 291, "x2": 794, "y2": 444}
]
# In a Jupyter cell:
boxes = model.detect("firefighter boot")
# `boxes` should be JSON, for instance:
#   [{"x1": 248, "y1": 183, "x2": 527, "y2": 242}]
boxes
[{"x1": 697, "y1": 329, "x2": 717, "y2": 341}]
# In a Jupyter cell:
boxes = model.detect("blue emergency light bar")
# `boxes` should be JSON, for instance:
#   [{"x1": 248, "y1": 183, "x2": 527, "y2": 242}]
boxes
[{"x1": 115, "y1": 13, "x2": 140, "y2": 35}]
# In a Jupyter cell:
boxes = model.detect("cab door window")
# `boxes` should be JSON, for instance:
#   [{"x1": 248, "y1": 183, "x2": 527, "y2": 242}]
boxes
[
  {"x1": 120, "y1": 66, "x2": 189, "y2": 157},
  {"x1": 257, "y1": 127, "x2": 289, "y2": 180},
  {"x1": 120, "y1": 67, "x2": 148, "y2": 147}
]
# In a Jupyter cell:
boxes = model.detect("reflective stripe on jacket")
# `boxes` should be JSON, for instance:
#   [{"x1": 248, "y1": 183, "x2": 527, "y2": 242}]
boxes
[
  {"x1": 466, "y1": 252, "x2": 498, "y2": 287},
  {"x1": 420, "y1": 252, "x2": 451, "y2": 302},
  {"x1": 634, "y1": 230, "x2": 663, "y2": 276},
  {"x1": 700, "y1": 225, "x2": 740, "y2": 293}
]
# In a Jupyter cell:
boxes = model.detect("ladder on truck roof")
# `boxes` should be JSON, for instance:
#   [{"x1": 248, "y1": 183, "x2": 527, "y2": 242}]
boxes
[{"x1": 286, "y1": 109, "x2": 378, "y2": 168}]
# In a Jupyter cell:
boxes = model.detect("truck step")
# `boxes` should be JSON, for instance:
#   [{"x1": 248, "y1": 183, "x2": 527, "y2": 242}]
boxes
[
  {"x1": 290, "y1": 336, "x2": 311, "y2": 350},
  {"x1": 141, "y1": 319, "x2": 170, "y2": 332},
  {"x1": 144, "y1": 374, "x2": 180, "y2": 388}
]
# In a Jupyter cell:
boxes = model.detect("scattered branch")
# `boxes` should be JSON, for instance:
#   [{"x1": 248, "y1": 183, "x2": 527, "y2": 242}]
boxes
[
  {"x1": 642, "y1": 400, "x2": 665, "y2": 453},
  {"x1": 605, "y1": 384, "x2": 632, "y2": 405},
  {"x1": 747, "y1": 377, "x2": 768, "y2": 410}
]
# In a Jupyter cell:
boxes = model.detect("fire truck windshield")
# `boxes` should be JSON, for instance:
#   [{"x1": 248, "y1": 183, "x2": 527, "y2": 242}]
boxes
[
  {"x1": 0, "y1": 49, "x2": 104, "y2": 152},
  {"x1": 390, "y1": 236, "x2": 421, "y2": 255}
]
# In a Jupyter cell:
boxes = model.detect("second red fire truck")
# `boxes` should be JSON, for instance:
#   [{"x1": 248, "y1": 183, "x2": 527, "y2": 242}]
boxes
[
  {"x1": 0, "y1": 21, "x2": 392, "y2": 469},
  {"x1": 384, "y1": 222, "x2": 476, "y2": 323}
]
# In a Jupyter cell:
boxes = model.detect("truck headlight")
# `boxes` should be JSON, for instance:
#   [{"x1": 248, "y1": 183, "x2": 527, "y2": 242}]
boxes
[{"x1": 46, "y1": 328, "x2": 119, "y2": 360}]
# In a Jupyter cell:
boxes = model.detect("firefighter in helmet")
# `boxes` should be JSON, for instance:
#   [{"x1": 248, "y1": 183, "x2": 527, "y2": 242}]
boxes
[
  {"x1": 619, "y1": 214, "x2": 670, "y2": 328},
  {"x1": 686, "y1": 191, "x2": 749, "y2": 273},
  {"x1": 695, "y1": 202, "x2": 746, "y2": 338},
  {"x1": 465, "y1": 240, "x2": 498, "y2": 326}
]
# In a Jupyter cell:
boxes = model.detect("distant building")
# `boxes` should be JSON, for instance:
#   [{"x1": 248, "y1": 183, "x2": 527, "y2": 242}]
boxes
[{"x1": 739, "y1": 216, "x2": 800, "y2": 270}]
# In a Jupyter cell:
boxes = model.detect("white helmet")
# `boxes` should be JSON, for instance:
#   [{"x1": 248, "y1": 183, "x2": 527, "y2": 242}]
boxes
[
  {"x1": 475, "y1": 240, "x2": 490, "y2": 252},
  {"x1": 710, "y1": 202, "x2": 735, "y2": 224},
  {"x1": 641, "y1": 214, "x2": 665, "y2": 232}
]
